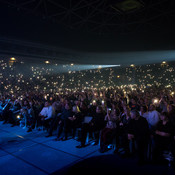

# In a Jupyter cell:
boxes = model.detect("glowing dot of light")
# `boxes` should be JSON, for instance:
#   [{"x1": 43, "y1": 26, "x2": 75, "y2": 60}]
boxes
[
  {"x1": 45, "y1": 61, "x2": 50, "y2": 64},
  {"x1": 10, "y1": 57, "x2": 16, "y2": 61}
]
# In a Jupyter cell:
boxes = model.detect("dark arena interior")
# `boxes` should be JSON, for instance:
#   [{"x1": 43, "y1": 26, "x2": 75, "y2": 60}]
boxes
[{"x1": 0, "y1": 0, "x2": 175, "y2": 175}]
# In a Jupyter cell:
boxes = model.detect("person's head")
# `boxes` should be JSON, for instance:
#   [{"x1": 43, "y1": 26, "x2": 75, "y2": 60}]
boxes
[
  {"x1": 64, "y1": 99, "x2": 69, "y2": 104},
  {"x1": 124, "y1": 106, "x2": 130, "y2": 116},
  {"x1": 140, "y1": 105, "x2": 148, "y2": 113},
  {"x1": 160, "y1": 112, "x2": 169, "y2": 121},
  {"x1": 167, "y1": 104, "x2": 175, "y2": 113},
  {"x1": 112, "y1": 107, "x2": 120, "y2": 116},
  {"x1": 112, "y1": 103, "x2": 117, "y2": 109},
  {"x1": 29, "y1": 101, "x2": 33, "y2": 107},
  {"x1": 60, "y1": 98, "x2": 64, "y2": 103},
  {"x1": 162, "y1": 96, "x2": 167, "y2": 102},
  {"x1": 80, "y1": 101, "x2": 86, "y2": 108},
  {"x1": 75, "y1": 100, "x2": 80, "y2": 106},
  {"x1": 130, "y1": 110, "x2": 140, "y2": 120},
  {"x1": 14, "y1": 99, "x2": 19, "y2": 105},
  {"x1": 144, "y1": 98, "x2": 149, "y2": 104},
  {"x1": 139, "y1": 98, "x2": 144, "y2": 104},
  {"x1": 72, "y1": 105, "x2": 78, "y2": 113},
  {"x1": 65, "y1": 103, "x2": 72, "y2": 110},
  {"x1": 149, "y1": 104, "x2": 155, "y2": 111},
  {"x1": 23, "y1": 100, "x2": 29, "y2": 106},
  {"x1": 96, "y1": 106, "x2": 103, "y2": 114},
  {"x1": 131, "y1": 98, "x2": 136, "y2": 104},
  {"x1": 45, "y1": 101, "x2": 51, "y2": 107}
]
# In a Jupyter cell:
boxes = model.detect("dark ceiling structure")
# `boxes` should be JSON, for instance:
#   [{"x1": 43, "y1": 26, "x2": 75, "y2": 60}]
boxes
[
  {"x1": 0, "y1": 0, "x2": 175, "y2": 65},
  {"x1": 1, "y1": 0, "x2": 175, "y2": 34}
]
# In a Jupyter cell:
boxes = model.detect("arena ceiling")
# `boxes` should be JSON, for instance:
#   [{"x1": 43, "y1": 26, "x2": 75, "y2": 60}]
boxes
[
  {"x1": 1, "y1": 0, "x2": 174, "y2": 34},
  {"x1": 0, "y1": 0, "x2": 175, "y2": 65}
]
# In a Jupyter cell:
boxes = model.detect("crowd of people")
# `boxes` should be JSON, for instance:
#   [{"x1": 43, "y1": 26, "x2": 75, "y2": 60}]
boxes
[{"x1": 0, "y1": 87, "x2": 175, "y2": 166}]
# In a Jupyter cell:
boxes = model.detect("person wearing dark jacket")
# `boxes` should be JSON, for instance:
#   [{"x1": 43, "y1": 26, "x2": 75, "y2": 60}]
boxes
[
  {"x1": 10, "y1": 100, "x2": 21, "y2": 127},
  {"x1": 54, "y1": 103, "x2": 73, "y2": 141},
  {"x1": 114, "y1": 106, "x2": 131, "y2": 155},
  {"x1": 76, "y1": 106, "x2": 105, "y2": 148},
  {"x1": 127, "y1": 109, "x2": 149, "y2": 165},
  {"x1": 172, "y1": 126, "x2": 175, "y2": 169},
  {"x1": 69, "y1": 105, "x2": 83, "y2": 138},
  {"x1": 153, "y1": 112, "x2": 173, "y2": 163},
  {"x1": 2, "y1": 99, "x2": 11, "y2": 124}
]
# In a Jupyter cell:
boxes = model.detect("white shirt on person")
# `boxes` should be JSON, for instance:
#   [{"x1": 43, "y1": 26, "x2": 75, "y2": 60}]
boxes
[
  {"x1": 40, "y1": 106, "x2": 55, "y2": 120},
  {"x1": 147, "y1": 110, "x2": 160, "y2": 127}
]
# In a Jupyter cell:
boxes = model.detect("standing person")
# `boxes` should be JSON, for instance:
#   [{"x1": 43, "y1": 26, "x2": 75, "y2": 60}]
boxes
[
  {"x1": 99, "y1": 108, "x2": 118, "y2": 153},
  {"x1": 114, "y1": 106, "x2": 131, "y2": 156},
  {"x1": 34, "y1": 100, "x2": 44, "y2": 130},
  {"x1": 76, "y1": 106, "x2": 105, "y2": 148},
  {"x1": 26, "y1": 104, "x2": 35, "y2": 132},
  {"x1": 139, "y1": 105, "x2": 149, "y2": 119},
  {"x1": 147, "y1": 104, "x2": 160, "y2": 160},
  {"x1": 69, "y1": 105, "x2": 83, "y2": 138},
  {"x1": 167, "y1": 104, "x2": 175, "y2": 126},
  {"x1": 20, "y1": 100, "x2": 30, "y2": 129},
  {"x1": 127, "y1": 110, "x2": 149, "y2": 165},
  {"x1": 159, "y1": 96, "x2": 168, "y2": 112},
  {"x1": 129, "y1": 98, "x2": 140, "y2": 111},
  {"x1": 21, "y1": 104, "x2": 35, "y2": 132},
  {"x1": 2, "y1": 99, "x2": 11, "y2": 124},
  {"x1": 147, "y1": 104, "x2": 160, "y2": 134},
  {"x1": 172, "y1": 124, "x2": 175, "y2": 169},
  {"x1": 0, "y1": 100, "x2": 3, "y2": 119},
  {"x1": 153, "y1": 112, "x2": 173, "y2": 163},
  {"x1": 10, "y1": 99, "x2": 21, "y2": 127},
  {"x1": 79, "y1": 101, "x2": 88, "y2": 116},
  {"x1": 167, "y1": 104, "x2": 175, "y2": 167}
]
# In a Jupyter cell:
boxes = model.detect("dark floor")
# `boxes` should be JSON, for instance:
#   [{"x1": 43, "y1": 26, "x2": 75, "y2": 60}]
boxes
[
  {"x1": 0, "y1": 121, "x2": 174, "y2": 175},
  {"x1": 52, "y1": 154, "x2": 175, "y2": 175}
]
